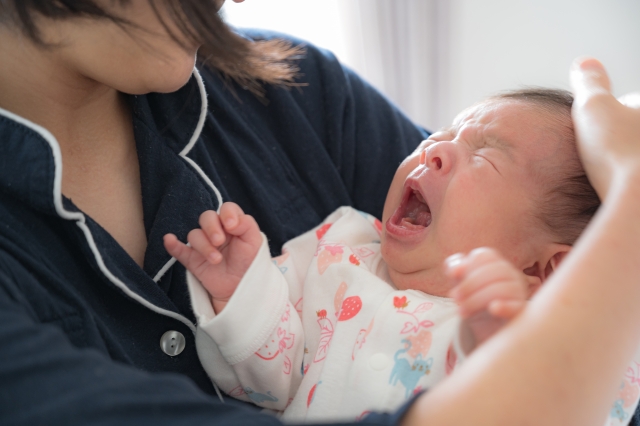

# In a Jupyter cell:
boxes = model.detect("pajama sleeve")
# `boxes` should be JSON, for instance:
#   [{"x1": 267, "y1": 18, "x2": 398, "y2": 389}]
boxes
[{"x1": 190, "y1": 209, "x2": 351, "y2": 411}]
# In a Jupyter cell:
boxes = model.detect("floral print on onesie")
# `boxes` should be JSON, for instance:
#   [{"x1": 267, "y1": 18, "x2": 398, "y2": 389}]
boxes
[{"x1": 189, "y1": 207, "x2": 640, "y2": 425}]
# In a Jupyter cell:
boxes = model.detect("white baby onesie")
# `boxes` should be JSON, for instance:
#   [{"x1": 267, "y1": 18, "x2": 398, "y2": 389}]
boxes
[{"x1": 187, "y1": 207, "x2": 640, "y2": 425}]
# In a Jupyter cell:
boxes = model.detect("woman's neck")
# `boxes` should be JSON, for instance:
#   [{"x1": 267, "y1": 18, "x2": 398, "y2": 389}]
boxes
[
  {"x1": 0, "y1": 27, "x2": 134, "y2": 168},
  {"x1": 0, "y1": 27, "x2": 148, "y2": 267}
]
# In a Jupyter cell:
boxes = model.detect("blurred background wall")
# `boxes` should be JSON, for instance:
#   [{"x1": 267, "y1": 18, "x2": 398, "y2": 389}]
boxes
[{"x1": 221, "y1": 0, "x2": 640, "y2": 131}]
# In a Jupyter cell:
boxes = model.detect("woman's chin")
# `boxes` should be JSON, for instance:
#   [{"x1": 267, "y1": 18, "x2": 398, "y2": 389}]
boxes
[{"x1": 119, "y1": 55, "x2": 198, "y2": 95}]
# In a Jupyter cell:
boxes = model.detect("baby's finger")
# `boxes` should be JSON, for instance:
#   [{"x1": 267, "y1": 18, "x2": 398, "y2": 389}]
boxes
[
  {"x1": 163, "y1": 233, "x2": 185, "y2": 259},
  {"x1": 488, "y1": 299, "x2": 527, "y2": 319},
  {"x1": 188, "y1": 229, "x2": 222, "y2": 264},
  {"x1": 458, "y1": 280, "x2": 524, "y2": 318},
  {"x1": 464, "y1": 247, "x2": 507, "y2": 271},
  {"x1": 444, "y1": 253, "x2": 466, "y2": 282},
  {"x1": 164, "y1": 233, "x2": 204, "y2": 270},
  {"x1": 199, "y1": 210, "x2": 225, "y2": 247},
  {"x1": 450, "y1": 260, "x2": 517, "y2": 301},
  {"x1": 219, "y1": 202, "x2": 245, "y2": 232},
  {"x1": 445, "y1": 247, "x2": 504, "y2": 282},
  {"x1": 226, "y1": 214, "x2": 262, "y2": 244}
]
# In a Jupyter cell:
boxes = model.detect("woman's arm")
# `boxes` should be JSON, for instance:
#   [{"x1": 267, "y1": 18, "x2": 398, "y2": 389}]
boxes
[{"x1": 403, "y1": 58, "x2": 640, "y2": 426}]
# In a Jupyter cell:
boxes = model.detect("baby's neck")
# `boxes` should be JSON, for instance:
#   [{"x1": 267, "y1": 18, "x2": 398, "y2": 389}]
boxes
[{"x1": 384, "y1": 262, "x2": 452, "y2": 297}]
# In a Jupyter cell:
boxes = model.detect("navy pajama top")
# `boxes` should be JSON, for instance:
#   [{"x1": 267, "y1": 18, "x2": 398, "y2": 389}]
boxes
[{"x1": 0, "y1": 30, "x2": 430, "y2": 425}]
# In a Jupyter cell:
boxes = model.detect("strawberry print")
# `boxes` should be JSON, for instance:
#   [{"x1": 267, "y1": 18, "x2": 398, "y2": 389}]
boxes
[
  {"x1": 393, "y1": 295, "x2": 409, "y2": 309},
  {"x1": 620, "y1": 379, "x2": 640, "y2": 407},
  {"x1": 255, "y1": 337, "x2": 280, "y2": 360},
  {"x1": 316, "y1": 309, "x2": 327, "y2": 319},
  {"x1": 315, "y1": 223, "x2": 332, "y2": 240},
  {"x1": 255, "y1": 326, "x2": 295, "y2": 361},
  {"x1": 373, "y1": 218, "x2": 382, "y2": 235},
  {"x1": 338, "y1": 296, "x2": 362, "y2": 321},
  {"x1": 348, "y1": 254, "x2": 360, "y2": 266},
  {"x1": 228, "y1": 385, "x2": 246, "y2": 398},
  {"x1": 334, "y1": 281, "x2": 348, "y2": 315},
  {"x1": 314, "y1": 318, "x2": 334, "y2": 362},
  {"x1": 307, "y1": 383, "x2": 319, "y2": 407},
  {"x1": 352, "y1": 319, "x2": 374, "y2": 360},
  {"x1": 317, "y1": 245, "x2": 343, "y2": 274},
  {"x1": 354, "y1": 247, "x2": 374, "y2": 258},
  {"x1": 406, "y1": 329, "x2": 432, "y2": 358},
  {"x1": 283, "y1": 355, "x2": 292, "y2": 375}
]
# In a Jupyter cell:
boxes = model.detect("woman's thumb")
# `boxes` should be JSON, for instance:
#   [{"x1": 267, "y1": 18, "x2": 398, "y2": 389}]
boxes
[{"x1": 570, "y1": 57, "x2": 612, "y2": 103}]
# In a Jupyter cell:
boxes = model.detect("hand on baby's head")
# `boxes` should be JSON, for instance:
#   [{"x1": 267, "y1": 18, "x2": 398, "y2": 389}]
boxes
[
  {"x1": 163, "y1": 202, "x2": 263, "y2": 313},
  {"x1": 380, "y1": 88, "x2": 598, "y2": 299}
]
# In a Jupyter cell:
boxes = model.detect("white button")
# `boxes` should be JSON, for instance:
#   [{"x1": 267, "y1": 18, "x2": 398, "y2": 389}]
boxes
[
  {"x1": 160, "y1": 331, "x2": 186, "y2": 356},
  {"x1": 369, "y1": 353, "x2": 389, "y2": 371}
]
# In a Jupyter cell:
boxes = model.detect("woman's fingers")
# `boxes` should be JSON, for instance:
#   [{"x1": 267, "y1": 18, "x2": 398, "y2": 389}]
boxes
[
  {"x1": 570, "y1": 57, "x2": 640, "y2": 200},
  {"x1": 618, "y1": 92, "x2": 640, "y2": 109},
  {"x1": 570, "y1": 57, "x2": 611, "y2": 100}
]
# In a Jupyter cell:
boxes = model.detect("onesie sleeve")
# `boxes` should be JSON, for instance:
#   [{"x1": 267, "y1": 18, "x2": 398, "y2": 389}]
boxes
[
  {"x1": 603, "y1": 348, "x2": 640, "y2": 426},
  {"x1": 189, "y1": 209, "x2": 354, "y2": 410}
]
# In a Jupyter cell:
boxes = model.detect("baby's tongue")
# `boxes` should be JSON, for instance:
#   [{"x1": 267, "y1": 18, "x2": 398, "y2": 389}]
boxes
[{"x1": 400, "y1": 193, "x2": 432, "y2": 228}]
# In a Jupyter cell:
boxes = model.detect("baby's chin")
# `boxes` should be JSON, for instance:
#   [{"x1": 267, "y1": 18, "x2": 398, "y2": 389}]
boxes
[{"x1": 386, "y1": 264, "x2": 453, "y2": 298}]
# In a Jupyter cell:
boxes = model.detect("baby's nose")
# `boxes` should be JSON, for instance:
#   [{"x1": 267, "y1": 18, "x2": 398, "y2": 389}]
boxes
[{"x1": 422, "y1": 143, "x2": 452, "y2": 174}]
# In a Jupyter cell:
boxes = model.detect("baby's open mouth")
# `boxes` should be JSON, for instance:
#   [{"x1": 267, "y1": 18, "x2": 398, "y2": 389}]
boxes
[{"x1": 392, "y1": 187, "x2": 432, "y2": 230}]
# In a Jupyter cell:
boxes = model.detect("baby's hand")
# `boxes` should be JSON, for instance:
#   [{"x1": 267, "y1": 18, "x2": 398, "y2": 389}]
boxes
[
  {"x1": 163, "y1": 202, "x2": 262, "y2": 313},
  {"x1": 446, "y1": 248, "x2": 528, "y2": 352}
]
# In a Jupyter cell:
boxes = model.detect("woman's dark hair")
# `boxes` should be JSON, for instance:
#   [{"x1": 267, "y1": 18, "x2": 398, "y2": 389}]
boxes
[
  {"x1": 491, "y1": 88, "x2": 601, "y2": 245},
  {"x1": 0, "y1": 0, "x2": 304, "y2": 96}
]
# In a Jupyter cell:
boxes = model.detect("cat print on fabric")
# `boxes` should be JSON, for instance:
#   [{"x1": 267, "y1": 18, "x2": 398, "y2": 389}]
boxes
[
  {"x1": 244, "y1": 387, "x2": 279, "y2": 404},
  {"x1": 389, "y1": 339, "x2": 433, "y2": 398}
]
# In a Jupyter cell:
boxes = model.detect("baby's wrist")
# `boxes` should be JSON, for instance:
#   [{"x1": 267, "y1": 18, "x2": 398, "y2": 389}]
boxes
[{"x1": 211, "y1": 295, "x2": 230, "y2": 314}]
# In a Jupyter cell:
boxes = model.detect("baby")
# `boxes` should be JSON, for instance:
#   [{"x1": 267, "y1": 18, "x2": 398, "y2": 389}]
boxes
[{"x1": 165, "y1": 89, "x2": 635, "y2": 424}]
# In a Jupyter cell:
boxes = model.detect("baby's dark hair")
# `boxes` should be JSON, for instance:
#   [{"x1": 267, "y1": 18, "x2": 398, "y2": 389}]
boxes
[{"x1": 491, "y1": 88, "x2": 600, "y2": 245}]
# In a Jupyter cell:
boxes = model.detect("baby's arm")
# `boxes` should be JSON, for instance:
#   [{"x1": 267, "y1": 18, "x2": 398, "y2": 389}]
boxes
[
  {"x1": 164, "y1": 202, "x2": 325, "y2": 410},
  {"x1": 447, "y1": 248, "x2": 528, "y2": 353},
  {"x1": 163, "y1": 202, "x2": 262, "y2": 313}
]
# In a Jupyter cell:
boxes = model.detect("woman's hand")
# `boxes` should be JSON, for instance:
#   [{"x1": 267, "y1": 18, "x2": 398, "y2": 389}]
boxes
[
  {"x1": 571, "y1": 57, "x2": 640, "y2": 200},
  {"x1": 163, "y1": 202, "x2": 263, "y2": 313}
]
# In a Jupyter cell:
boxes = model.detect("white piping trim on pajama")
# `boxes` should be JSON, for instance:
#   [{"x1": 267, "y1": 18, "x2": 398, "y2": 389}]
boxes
[
  {"x1": 152, "y1": 67, "x2": 225, "y2": 284},
  {"x1": 0, "y1": 106, "x2": 198, "y2": 334}
]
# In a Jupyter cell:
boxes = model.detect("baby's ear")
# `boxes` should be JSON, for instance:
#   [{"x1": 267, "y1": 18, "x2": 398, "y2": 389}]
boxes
[
  {"x1": 543, "y1": 245, "x2": 571, "y2": 279},
  {"x1": 523, "y1": 244, "x2": 571, "y2": 297}
]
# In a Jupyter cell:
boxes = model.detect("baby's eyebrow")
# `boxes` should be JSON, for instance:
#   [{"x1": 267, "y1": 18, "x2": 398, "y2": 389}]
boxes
[
  {"x1": 443, "y1": 123, "x2": 514, "y2": 159},
  {"x1": 484, "y1": 135, "x2": 514, "y2": 159},
  {"x1": 438, "y1": 124, "x2": 456, "y2": 135}
]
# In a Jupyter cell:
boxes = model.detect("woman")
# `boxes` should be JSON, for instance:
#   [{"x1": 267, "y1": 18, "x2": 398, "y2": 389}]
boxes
[{"x1": 0, "y1": 1, "x2": 638, "y2": 425}]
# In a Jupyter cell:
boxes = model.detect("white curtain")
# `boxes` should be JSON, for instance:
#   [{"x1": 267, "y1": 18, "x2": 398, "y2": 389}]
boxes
[{"x1": 336, "y1": 0, "x2": 450, "y2": 130}]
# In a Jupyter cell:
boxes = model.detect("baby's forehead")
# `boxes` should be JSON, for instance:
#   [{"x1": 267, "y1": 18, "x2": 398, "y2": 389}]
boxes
[
  {"x1": 449, "y1": 99, "x2": 570, "y2": 156},
  {"x1": 452, "y1": 99, "x2": 549, "y2": 129}
]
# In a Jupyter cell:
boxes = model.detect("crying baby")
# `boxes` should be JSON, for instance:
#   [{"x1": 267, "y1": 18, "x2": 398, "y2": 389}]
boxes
[{"x1": 164, "y1": 88, "x2": 607, "y2": 423}]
